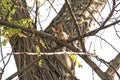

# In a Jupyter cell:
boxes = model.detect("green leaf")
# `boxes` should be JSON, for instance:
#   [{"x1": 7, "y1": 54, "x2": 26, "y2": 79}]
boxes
[
  {"x1": 1, "y1": 39, "x2": 8, "y2": 46},
  {"x1": 7, "y1": 16, "x2": 12, "y2": 21},
  {"x1": 11, "y1": 8, "x2": 16, "y2": 14}
]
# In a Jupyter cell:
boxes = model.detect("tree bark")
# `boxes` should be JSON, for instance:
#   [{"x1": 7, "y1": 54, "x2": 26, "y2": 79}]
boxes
[
  {"x1": 9, "y1": 0, "x2": 75, "y2": 80},
  {"x1": 0, "y1": 0, "x2": 109, "y2": 80}
]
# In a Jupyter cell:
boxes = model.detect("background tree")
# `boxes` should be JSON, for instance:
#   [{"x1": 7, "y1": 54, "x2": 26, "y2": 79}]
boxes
[{"x1": 0, "y1": 0, "x2": 120, "y2": 80}]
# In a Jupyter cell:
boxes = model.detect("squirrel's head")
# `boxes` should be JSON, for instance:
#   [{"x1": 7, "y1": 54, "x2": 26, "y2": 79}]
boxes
[
  {"x1": 51, "y1": 24, "x2": 69, "y2": 41},
  {"x1": 52, "y1": 24, "x2": 63, "y2": 33}
]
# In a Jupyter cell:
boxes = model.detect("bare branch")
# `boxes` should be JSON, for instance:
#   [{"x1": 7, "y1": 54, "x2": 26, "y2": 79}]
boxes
[
  {"x1": 106, "y1": 53, "x2": 120, "y2": 78},
  {"x1": 49, "y1": 18, "x2": 120, "y2": 52},
  {"x1": 0, "y1": 54, "x2": 9, "y2": 63},
  {"x1": 100, "y1": 0, "x2": 116, "y2": 28},
  {"x1": 114, "y1": 26, "x2": 120, "y2": 39},
  {"x1": 1, "y1": 53, "x2": 12, "y2": 79},
  {"x1": 0, "y1": 38, "x2": 5, "y2": 65},
  {"x1": 34, "y1": 0, "x2": 39, "y2": 29},
  {"x1": 7, "y1": 52, "x2": 91, "y2": 55},
  {"x1": 87, "y1": 8, "x2": 101, "y2": 26},
  {"x1": 47, "y1": 0, "x2": 58, "y2": 14},
  {"x1": 94, "y1": 53, "x2": 120, "y2": 79},
  {"x1": 0, "y1": 19, "x2": 107, "y2": 80},
  {"x1": 6, "y1": 56, "x2": 41, "y2": 80},
  {"x1": 95, "y1": 35, "x2": 119, "y2": 53},
  {"x1": 6, "y1": 53, "x2": 79, "y2": 80},
  {"x1": 84, "y1": 19, "x2": 120, "y2": 37},
  {"x1": 65, "y1": 0, "x2": 86, "y2": 52},
  {"x1": 0, "y1": 19, "x2": 80, "y2": 52}
]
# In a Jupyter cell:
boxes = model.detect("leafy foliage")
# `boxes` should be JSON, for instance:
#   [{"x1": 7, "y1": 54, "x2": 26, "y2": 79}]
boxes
[
  {"x1": 70, "y1": 54, "x2": 82, "y2": 68},
  {"x1": 0, "y1": 0, "x2": 34, "y2": 46},
  {"x1": 0, "y1": 0, "x2": 17, "y2": 21},
  {"x1": 13, "y1": 18, "x2": 33, "y2": 28}
]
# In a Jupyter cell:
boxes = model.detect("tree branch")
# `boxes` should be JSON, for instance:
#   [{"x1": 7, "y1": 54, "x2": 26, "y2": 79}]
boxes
[
  {"x1": 65, "y1": 0, "x2": 86, "y2": 52},
  {"x1": 84, "y1": 19, "x2": 120, "y2": 37},
  {"x1": 6, "y1": 56, "x2": 41, "y2": 80},
  {"x1": 0, "y1": 19, "x2": 107, "y2": 80},
  {"x1": 95, "y1": 35, "x2": 119, "y2": 53},
  {"x1": 7, "y1": 52, "x2": 91, "y2": 55},
  {"x1": 100, "y1": 0, "x2": 116, "y2": 28},
  {"x1": 0, "y1": 19, "x2": 80, "y2": 52},
  {"x1": 106, "y1": 53, "x2": 120, "y2": 78}
]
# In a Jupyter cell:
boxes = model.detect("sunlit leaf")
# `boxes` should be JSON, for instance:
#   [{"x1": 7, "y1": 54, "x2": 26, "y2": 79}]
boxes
[
  {"x1": 18, "y1": 33, "x2": 26, "y2": 37},
  {"x1": 1, "y1": 39, "x2": 8, "y2": 46},
  {"x1": 77, "y1": 20, "x2": 83, "y2": 25},
  {"x1": 11, "y1": 8, "x2": 16, "y2": 14},
  {"x1": 70, "y1": 54, "x2": 82, "y2": 68},
  {"x1": 70, "y1": 55, "x2": 76, "y2": 62},
  {"x1": 7, "y1": 16, "x2": 12, "y2": 21},
  {"x1": 36, "y1": 45, "x2": 40, "y2": 53},
  {"x1": 76, "y1": 61, "x2": 83, "y2": 68},
  {"x1": 38, "y1": 60, "x2": 42, "y2": 67},
  {"x1": 40, "y1": 39, "x2": 46, "y2": 48}
]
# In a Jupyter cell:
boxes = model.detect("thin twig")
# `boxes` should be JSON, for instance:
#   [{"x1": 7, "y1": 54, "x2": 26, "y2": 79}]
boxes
[
  {"x1": 84, "y1": 19, "x2": 120, "y2": 37},
  {"x1": 114, "y1": 26, "x2": 120, "y2": 39},
  {"x1": 6, "y1": 57, "x2": 41, "y2": 80},
  {"x1": 0, "y1": 54, "x2": 9, "y2": 63},
  {"x1": 95, "y1": 35, "x2": 119, "y2": 53},
  {"x1": 1, "y1": 53, "x2": 12, "y2": 79},
  {"x1": 65, "y1": 0, "x2": 86, "y2": 52},
  {"x1": 34, "y1": 0, "x2": 39, "y2": 29},
  {"x1": 0, "y1": 38, "x2": 5, "y2": 66},
  {"x1": 100, "y1": 0, "x2": 116, "y2": 28},
  {"x1": 94, "y1": 55, "x2": 120, "y2": 79},
  {"x1": 87, "y1": 8, "x2": 101, "y2": 26},
  {"x1": 47, "y1": 0, "x2": 58, "y2": 14}
]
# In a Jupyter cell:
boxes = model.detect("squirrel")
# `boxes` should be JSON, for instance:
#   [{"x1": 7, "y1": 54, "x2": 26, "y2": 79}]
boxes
[{"x1": 52, "y1": 24, "x2": 69, "y2": 42}]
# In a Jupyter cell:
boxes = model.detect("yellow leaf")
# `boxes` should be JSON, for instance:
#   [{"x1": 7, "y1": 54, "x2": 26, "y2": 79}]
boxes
[
  {"x1": 38, "y1": 60, "x2": 42, "y2": 67},
  {"x1": 70, "y1": 55, "x2": 77, "y2": 62},
  {"x1": 36, "y1": 45, "x2": 40, "y2": 53},
  {"x1": 18, "y1": 33, "x2": 26, "y2": 37},
  {"x1": 70, "y1": 54, "x2": 82, "y2": 68},
  {"x1": 76, "y1": 61, "x2": 83, "y2": 68},
  {"x1": 40, "y1": 39, "x2": 46, "y2": 48}
]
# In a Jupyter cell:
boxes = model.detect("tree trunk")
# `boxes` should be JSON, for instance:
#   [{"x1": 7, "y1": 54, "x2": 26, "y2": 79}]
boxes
[
  {"x1": 6, "y1": 0, "x2": 107, "y2": 80},
  {"x1": 9, "y1": 0, "x2": 75, "y2": 80}
]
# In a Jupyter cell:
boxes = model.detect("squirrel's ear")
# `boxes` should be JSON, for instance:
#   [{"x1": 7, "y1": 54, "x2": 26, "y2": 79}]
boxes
[
  {"x1": 57, "y1": 24, "x2": 63, "y2": 32},
  {"x1": 52, "y1": 27, "x2": 57, "y2": 32}
]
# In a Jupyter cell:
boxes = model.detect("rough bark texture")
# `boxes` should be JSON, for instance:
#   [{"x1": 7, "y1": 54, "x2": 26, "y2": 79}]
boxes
[
  {"x1": 44, "y1": 0, "x2": 108, "y2": 80},
  {"x1": 9, "y1": 0, "x2": 75, "y2": 80},
  {"x1": 44, "y1": 1, "x2": 107, "y2": 80},
  {"x1": 9, "y1": 0, "x2": 43, "y2": 80},
  {"x1": 1, "y1": 0, "x2": 108, "y2": 80}
]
